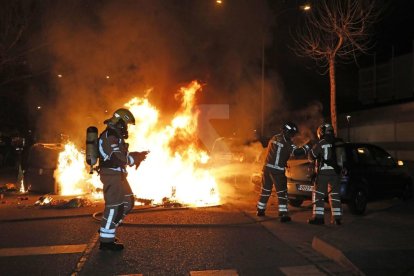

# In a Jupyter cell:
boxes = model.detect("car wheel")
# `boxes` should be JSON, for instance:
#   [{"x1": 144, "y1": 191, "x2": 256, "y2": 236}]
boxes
[
  {"x1": 288, "y1": 198, "x2": 303, "y2": 207},
  {"x1": 347, "y1": 189, "x2": 367, "y2": 215},
  {"x1": 401, "y1": 182, "x2": 413, "y2": 201}
]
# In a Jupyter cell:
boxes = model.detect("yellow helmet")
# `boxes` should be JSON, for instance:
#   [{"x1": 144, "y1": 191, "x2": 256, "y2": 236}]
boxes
[{"x1": 105, "y1": 108, "x2": 135, "y2": 125}]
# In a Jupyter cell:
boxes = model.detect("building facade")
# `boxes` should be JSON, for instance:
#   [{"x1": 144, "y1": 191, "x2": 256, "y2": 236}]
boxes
[{"x1": 338, "y1": 41, "x2": 414, "y2": 162}]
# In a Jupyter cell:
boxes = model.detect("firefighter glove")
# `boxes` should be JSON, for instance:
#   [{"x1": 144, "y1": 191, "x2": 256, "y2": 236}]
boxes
[{"x1": 130, "y1": 151, "x2": 149, "y2": 169}]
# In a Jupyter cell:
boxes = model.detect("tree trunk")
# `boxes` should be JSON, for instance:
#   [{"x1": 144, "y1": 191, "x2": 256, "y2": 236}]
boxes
[{"x1": 329, "y1": 56, "x2": 337, "y2": 134}]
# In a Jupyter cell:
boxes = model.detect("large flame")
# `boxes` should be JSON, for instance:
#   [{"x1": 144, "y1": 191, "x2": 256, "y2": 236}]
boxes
[{"x1": 55, "y1": 81, "x2": 220, "y2": 206}]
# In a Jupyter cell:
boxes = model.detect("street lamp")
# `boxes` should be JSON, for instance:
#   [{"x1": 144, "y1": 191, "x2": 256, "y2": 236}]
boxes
[
  {"x1": 214, "y1": 1, "x2": 310, "y2": 139},
  {"x1": 300, "y1": 4, "x2": 311, "y2": 11},
  {"x1": 260, "y1": 4, "x2": 311, "y2": 138},
  {"x1": 346, "y1": 115, "x2": 351, "y2": 142}
]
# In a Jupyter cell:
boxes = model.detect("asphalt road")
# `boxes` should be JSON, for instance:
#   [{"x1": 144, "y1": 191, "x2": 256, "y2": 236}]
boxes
[{"x1": 0, "y1": 179, "x2": 408, "y2": 276}]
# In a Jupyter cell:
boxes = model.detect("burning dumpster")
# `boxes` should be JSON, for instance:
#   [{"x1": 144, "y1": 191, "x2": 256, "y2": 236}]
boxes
[{"x1": 24, "y1": 143, "x2": 64, "y2": 194}]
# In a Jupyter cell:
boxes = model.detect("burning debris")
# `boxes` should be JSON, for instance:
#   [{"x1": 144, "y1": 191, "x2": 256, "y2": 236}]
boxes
[
  {"x1": 54, "y1": 81, "x2": 220, "y2": 207},
  {"x1": 161, "y1": 197, "x2": 184, "y2": 208},
  {"x1": 34, "y1": 194, "x2": 94, "y2": 209},
  {"x1": 0, "y1": 183, "x2": 17, "y2": 193},
  {"x1": 134, "y1": 197, "x2": 154, "y2": 206}
]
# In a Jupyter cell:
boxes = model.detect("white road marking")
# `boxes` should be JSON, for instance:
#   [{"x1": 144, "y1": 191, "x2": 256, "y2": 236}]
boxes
[
  {"x1": 0, "y1": 244, "x2": 87, "y2": 257},
  {"x1": 190, "y1": 269, "x2": 239, "y2": 276},
  {"x1": 279, "y1": 264, "x2": 326, "y2": 275}
]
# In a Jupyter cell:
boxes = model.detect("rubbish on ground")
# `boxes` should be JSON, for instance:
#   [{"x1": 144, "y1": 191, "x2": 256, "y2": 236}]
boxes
[
  {"x1": 0, "y1": 183, "x2": 17, "y2": 193},
  {"x1": 134, "y1": 197, "x2": 153, "y2": 206},
  {"x1": 35, "y1": 194, "x2": 53, "y2": 206},
  {"x1": 162, "y1": 197, "x2": 183, "y2": 208},
  {"x1": 34, "y1": 194, "x2": 94, "y2": 209}
]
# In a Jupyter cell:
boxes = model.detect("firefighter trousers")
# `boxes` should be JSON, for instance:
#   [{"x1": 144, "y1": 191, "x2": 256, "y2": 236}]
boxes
[
  {"x1": 99, "y1": 172, "x2": 134, "y2": 243},
  {"x1": 257, "y1": 169, "x2": 288, "y2": 216},
  {"x1": 312, "y1": 171, "x2": 342, "y2": 220}
]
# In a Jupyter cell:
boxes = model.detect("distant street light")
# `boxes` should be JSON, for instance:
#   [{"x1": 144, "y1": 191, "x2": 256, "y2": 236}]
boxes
[
  {"x1": 301, "y1": 4, "x2": 311, "y2": 11},
  {"x1": 213, "y1": 2, "x2": 310, "y2": 138},
  {"x1": 260, "y1": 5, "x2": 311, "y2": 138},
  {"x1": 346, "y1": 115, "x2": 351, "y2": 142}
]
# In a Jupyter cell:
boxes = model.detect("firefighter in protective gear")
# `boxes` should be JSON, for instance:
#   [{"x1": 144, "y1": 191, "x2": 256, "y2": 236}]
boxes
[
  {"x1": 307, "y1": 123, "x2": 342, "y2": 225},
  {"x1": 98, "y1": 108, "x2": 149, "y2": 251},
  {"x1": 256, "y1": 122, "x2": 311, "y2": 222}
]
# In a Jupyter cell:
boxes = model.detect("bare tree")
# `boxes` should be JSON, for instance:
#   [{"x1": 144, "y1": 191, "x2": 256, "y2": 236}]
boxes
[
  {"x1": 0, "y1": 1, "x2": 34, "y2": 86},
  {"x1": 293, "y1": 0, "x2": 380, "y2": 133}
]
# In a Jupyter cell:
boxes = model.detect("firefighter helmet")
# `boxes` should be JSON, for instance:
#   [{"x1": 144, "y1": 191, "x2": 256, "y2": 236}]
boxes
[
  {"x1": 105, "y1": 108, "x2": 135, "y2": 126},
  {"x1": 317, "y1": 123, "x2": 334, "y2": 139},
  {"x1": 281, "y1": 122, "x2": 298, "y2": 139}
]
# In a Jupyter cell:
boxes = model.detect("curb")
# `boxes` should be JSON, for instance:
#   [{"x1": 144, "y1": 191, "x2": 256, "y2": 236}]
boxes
[{"x1": 312, "y1": 236, "x2": 365, "y2": 276}]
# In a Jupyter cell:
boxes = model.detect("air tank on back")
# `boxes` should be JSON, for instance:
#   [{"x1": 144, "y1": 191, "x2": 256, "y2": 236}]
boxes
[{"x1": 86, "y1": 126, "x2": 98, "y2": 173}]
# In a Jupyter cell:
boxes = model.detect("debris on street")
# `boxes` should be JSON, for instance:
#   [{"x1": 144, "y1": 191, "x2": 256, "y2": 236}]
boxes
[
  {"x1": 0, "y1": 183, "x2": 17, "y2": 193},
  {"x1": 34, "y1": 194, "x2": 95, "y2": 209}
]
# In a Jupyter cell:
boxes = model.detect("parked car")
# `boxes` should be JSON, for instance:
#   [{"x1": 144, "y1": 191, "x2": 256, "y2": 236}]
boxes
[
  {"x1": 209, "y1": 137, "x2": 246, "y2": 166},
  {"x1": 209, "y1": 137, "x2": 262, "y2": 183},
  {"x1": 252, "y1": 141, "x2": 414, "y2": 215}
]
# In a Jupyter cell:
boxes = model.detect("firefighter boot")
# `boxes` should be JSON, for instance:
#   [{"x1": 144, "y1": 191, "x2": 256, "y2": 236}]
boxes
[
  {"x1": 279, "y1": 214, "x2": 291, "y2": 223},
  {"x1": 99, "y1": 241, "x2": 124, "y2": 251},
  {"x1": 98, "y1": 229, "x2": 120, "y2": 242},
  {"x1": 307, "y1": 217, "x2": 325, "y2": 225},
  {"x1": 256, "y1": 209, "x2": 265, "y2": 217}
]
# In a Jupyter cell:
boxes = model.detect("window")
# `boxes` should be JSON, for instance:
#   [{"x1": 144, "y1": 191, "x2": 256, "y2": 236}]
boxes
[
  {"x1": 371, "y1": 146, "x2": 396, "y2": 167},
  {"x1": 354, "y1": 146, "x2": 376, "y2": 165}
]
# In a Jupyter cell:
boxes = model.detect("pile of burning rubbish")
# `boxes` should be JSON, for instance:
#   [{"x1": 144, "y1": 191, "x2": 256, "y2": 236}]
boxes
[
  {"x1": 9, "y1": 82, "x2": 220, "y2": 210},
  {"x1": 51, "y1": 81, "x2": 220, "y2": 208}
]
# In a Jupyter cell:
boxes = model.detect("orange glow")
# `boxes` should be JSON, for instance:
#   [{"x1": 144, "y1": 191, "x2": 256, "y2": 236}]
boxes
[
  {"x1": 54, "y1": 143, "x2": 93, "y2": 196},
  {"x1": 55, "y1": 81, "x2": 220, "y2": 206}
]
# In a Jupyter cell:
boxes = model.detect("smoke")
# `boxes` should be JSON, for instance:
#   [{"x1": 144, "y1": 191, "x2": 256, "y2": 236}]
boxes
[
  {"x1": 26, "y1": 0, "x2": 285, "y2": 145},
  {"x1": 26, "y1": 0, "x2": 324, "y2": 147},
  {"x1": 293, "y1": 100, "x2": 324, "y2": 145}
]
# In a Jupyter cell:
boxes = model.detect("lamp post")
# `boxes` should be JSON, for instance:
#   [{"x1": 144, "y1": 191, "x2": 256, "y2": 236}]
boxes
[
  {"x1": 260, "y1": 4, "x2": 311, "y2": 138},
  {"x1": 346, "y1": 115, "x2": 351, "y2": 142},
  {"x1": 261, "y1": 36, "x2": 265, "y2": 138},
  {"x1": 214, "y1": 1, "x2": 310, "y2": 139}
]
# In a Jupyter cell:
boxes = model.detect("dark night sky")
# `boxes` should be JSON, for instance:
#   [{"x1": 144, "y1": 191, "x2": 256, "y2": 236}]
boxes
[
  {"x1": 270, "y1": 0, "x2": 414, "y2": 112},
  {"x1": 372, "y1": 0, "x2": 414, "y2": 59}
]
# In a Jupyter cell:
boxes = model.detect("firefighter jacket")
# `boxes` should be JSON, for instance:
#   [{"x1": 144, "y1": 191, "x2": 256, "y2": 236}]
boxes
[
  {"x1": 98, "y1": 127, "x2": 135, "y2": 173},
  {"x1": 308, "y1": 138, "x2": 339, "y2": 175},
  {"x1": 264, "y1": 133, "x2": 310, "y2": 174}
]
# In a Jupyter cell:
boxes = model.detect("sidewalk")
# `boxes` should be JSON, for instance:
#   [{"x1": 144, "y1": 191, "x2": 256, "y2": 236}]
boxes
[{"x1": 313, "y1": 199, "x2": 414, "y2": 275}]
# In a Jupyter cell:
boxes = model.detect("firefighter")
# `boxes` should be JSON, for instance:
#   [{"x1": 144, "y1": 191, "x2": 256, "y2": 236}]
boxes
[
  {"x1": 98, "y1": 108, "x2": 149, "y2": 251},
  {"x1": 256, "y1": 122, "x2": 311, "y2": 222},
  {"x1": 307, "y1": 123, "x2": 342, "y2": 225}
]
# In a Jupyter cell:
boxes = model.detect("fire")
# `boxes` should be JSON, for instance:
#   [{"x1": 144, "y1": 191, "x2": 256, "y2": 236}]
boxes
[
  {"x1": 55, "y1": 143, "x2": 92, "y2": 196},
  {"x1": 55, "y1": 81, "x2": 220, "y2": 206}
]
